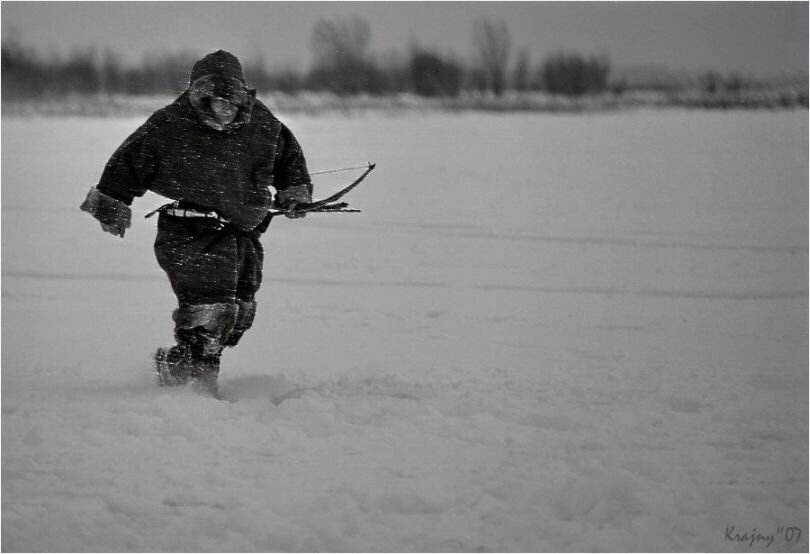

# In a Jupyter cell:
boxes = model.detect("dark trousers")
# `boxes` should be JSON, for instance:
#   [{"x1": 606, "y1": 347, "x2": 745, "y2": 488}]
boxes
[
  {"x1": 155, "y1": 214, "x2": 263, "y2": 303},
  {"x1": 154, "y1": 214, "x2": 263, "y2": 349}
]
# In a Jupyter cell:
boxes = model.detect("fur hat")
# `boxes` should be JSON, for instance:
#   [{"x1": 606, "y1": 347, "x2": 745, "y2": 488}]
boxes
[{"x1": 190, "y1": 50, "x2": 246, "y2": 85}]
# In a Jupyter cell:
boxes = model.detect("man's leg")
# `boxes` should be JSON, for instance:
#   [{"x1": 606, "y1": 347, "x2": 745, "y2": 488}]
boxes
[
  {"x1": 172, "y1": 302, "x2": 237, "y2": 393},
  {"x1": 225, "y1": 232, "x2": 264, "y2": 347},
  {"x1": 154, "y1": 216, "x2": 241, "y2": 393},
  {"x1": 224, "y1": 298, "x2": 256, "y2": 347}
]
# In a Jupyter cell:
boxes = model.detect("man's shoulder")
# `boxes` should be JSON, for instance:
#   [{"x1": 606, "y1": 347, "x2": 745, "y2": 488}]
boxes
[
  {"x1": 135, "y1": 96, "x2": 198, "y2": 139},
  {"x1": 251, "y1": 97, "x2": 274, "y2": 117},
  {"x1": 150, "y1": 95, "x2": 192, "y2": 125},
  {"x1": 250, "y1": 99, "x2": 284, "y2": 128},
  {"x1": 142, "y1": 107, "x2": 172, "y2": 129},
  {"x1": 133, "y1": 102, "x2": 175, "y2": 134}
]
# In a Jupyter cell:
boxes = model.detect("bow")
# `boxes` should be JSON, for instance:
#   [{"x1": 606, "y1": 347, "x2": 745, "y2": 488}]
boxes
[{"x1": 270, "y1": 162, "x2": 376, "y2": 216}]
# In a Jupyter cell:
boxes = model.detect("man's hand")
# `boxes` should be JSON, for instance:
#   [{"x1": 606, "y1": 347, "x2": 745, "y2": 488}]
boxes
[
  {"x1": 283, "y1": 201, "x2": 306, "y2": 219},
  {"x1": 80, "y1": 187, "x2": 132, "y2": 238},
  {"x1": 275, "y1": 185, "x2": 311, "y2": 219},
  {"x1": 100, "y1": 221, "x2": 127, "y2": 237}
]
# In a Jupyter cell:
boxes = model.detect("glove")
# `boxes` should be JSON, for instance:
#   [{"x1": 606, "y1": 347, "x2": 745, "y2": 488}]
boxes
[
  {"x1": 282, "y1": 201, "x2": 306, "y2": 219},
  {"x1": 80, "y1": 187, "x2": 132, "y2": 238},
  {"x1": 275, "y1": 185, "x2": 311, "y2": 219}
]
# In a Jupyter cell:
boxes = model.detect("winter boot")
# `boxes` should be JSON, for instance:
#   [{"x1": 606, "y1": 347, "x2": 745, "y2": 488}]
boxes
[
  {"x1": 154, "y1": 344, "x2": 194, "y2": 386},
  {"x1": 159, "y1": 303, "x2": 237, "y2": 397},
  {"x1": 189, "y1": 357, "x2": 222, "y2": 398}
]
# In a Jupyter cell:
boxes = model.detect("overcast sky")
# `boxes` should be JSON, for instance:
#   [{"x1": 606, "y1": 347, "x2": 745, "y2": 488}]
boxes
[{"x1": 2, "y1": 1, "x2": 808, "y2": 77}]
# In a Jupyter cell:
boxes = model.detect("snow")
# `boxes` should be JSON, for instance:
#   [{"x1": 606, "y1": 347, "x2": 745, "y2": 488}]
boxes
[{"x1": 2, "y1": 110, "x2": 807, "y2": 552}]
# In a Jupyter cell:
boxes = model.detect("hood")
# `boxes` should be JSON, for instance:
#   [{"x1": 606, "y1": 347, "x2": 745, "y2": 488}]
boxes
[
  {"x1": 188, "y1": 50, "x2": 256, "y2": 132},
  {"x1": 190, "y1": 50, "x2": 246, "y2": 84}
]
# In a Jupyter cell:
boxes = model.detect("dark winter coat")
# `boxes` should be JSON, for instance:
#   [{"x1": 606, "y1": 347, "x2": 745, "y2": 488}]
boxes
[{"x1": 97, "y1": 88, "x2": 311, "y2": 232}]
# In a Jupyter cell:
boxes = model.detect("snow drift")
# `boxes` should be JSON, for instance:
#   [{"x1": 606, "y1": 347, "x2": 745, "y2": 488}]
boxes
[{"x1": 2, "y1": 110, "x2": 807, "y2": 551}]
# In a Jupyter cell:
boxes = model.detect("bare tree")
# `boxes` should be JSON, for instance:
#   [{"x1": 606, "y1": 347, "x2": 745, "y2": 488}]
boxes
[
  {"x1": 541, "y1": 52, "x2": 611, "y2": 96},
  {"x1": 98, "y1": 48, "x2": 124, "y2": 94},
  {"x1": 2, "y1": 34, "x2": 47, "y2": 98},
  {"x1": 472, "y1": 18, "x2": 511, "y2": 96},
  {"x1": 409, "y1": 46, "x2": 463, "y2": 97},
  {"x1": 311, "y1": 17, "x2": 370, "y2": 70},
  {"x1": 512, "y1": 48, "x2": 531, "y2": 93},
  {"x1": 309, "y1": 17, "x2": 386, "y2": 95}
]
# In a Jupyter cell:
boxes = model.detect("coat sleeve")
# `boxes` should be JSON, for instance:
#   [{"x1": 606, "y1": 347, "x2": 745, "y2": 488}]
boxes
[
  {"x1": 96, "y1": 118, "x2": 160, "y2": 205},
  {"x1": 272, "y1": 124, "x2": 313, "y2": 208}
]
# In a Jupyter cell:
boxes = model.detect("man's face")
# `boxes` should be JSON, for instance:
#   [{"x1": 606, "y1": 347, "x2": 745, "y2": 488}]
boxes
[{"x1": 210, "y1": 97, "x2": 238, "y2": 125}]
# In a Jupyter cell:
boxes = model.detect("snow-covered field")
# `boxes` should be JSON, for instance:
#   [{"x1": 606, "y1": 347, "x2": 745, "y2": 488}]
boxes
[{"x1": 2, "y1": 109, "x2": 807, "y2": 552}]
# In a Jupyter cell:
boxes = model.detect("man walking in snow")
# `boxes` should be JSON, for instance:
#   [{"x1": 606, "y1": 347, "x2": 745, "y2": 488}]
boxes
[{"x1": 80, "y1": 50, "x2": 312, "y2": 396}]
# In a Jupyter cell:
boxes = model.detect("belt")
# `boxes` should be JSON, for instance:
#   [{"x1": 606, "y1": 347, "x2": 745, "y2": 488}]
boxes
[
  {"x1": 163, "y1": 207, "x2": 230, "y2": 223},
  {"x1": 145, "y1": 202, "x2": 230, "y2": 224}
]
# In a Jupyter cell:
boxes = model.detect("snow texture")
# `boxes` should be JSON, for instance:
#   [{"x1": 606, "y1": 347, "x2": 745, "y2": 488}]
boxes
[{"x1": 2, "y1": 111, "x2": 808, "y2": 552}]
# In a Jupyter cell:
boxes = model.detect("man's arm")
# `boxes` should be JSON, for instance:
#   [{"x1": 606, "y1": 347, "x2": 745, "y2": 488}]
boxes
[
  {"x1": 81, "y1": 119, "x2": 159, "y2": 237},
  {"x1": 272, "y1": 124, "x2": 313, "y2": 215},
  {"x1": 97, "y1": 121, "x2": 159, "y2": 204}
]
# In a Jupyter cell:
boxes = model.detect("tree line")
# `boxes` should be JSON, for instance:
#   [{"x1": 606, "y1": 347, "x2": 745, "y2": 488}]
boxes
[{"x1": 0, "y1": 17, "x2": 779, "y2": 101}]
